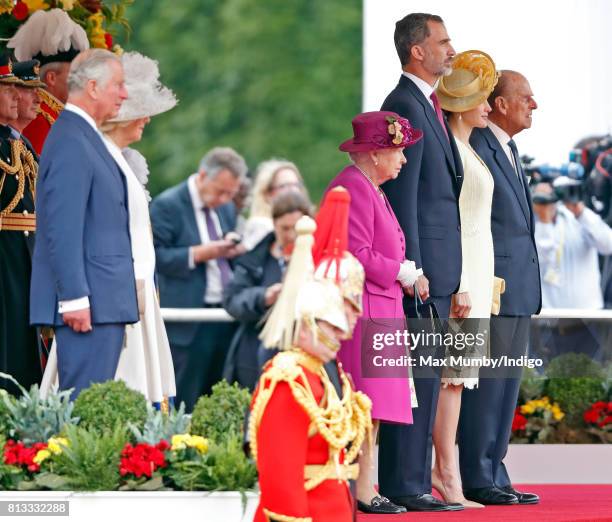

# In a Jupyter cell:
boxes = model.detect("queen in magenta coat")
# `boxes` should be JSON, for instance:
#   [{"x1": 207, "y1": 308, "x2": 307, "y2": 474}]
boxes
[{"x1": 326, "y1": 111, "x2": 423, "y2": 513}]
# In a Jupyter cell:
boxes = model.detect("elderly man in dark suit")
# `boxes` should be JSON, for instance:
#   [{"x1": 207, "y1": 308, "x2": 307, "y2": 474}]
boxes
[
  {"x1": 458, "y1": 71, "x2": 541, "y2": 506},
  {"x1": 151, "y1": 147, "x2": 246, "y2": 411},
  {"x1": 378, "y1": 13, "x2": 465, "y2": 512},
  {"x1": 30, "y1": 49, "x2": 134, "y2": 399}
]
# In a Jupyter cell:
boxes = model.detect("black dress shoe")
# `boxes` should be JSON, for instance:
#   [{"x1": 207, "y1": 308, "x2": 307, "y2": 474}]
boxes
[
  {"x1": 463, "y1": 487, "x2": 519, "y2": 505},
  {"x1": 357, "y1": 496, "x2": 407, "y2": 514},
  {"x1": 389, "y1": 493, "x2": 464, "y2": 511},
  {"x1": 500, "y1": 486, "x2": 540, "y2": 504}
]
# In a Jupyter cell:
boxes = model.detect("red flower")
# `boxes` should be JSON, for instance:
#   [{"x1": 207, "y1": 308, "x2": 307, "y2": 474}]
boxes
[
  {"x1": 598, "y1": 415, "x2": 612, "y2": 428},
  {"x1": 119, "y1": 442, "x2": 168, "y2": 479},
  {"x1": 12, "y1": 1, "x2": 28, "y2": 21},
  {"x1": 3, "y1": 440, "x2": 46, "y2": 473},
  {"x1": 104, "y1": 33, "x2": 113, "y2": 50},
  {"x1": 512, "y1": 409, "x2": 527, "y2": 432}
]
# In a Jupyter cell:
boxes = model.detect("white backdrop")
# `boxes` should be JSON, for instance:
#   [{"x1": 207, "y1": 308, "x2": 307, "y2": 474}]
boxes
[{"x1": 363, "y1": 0, "x2": 612, "y2": 165}]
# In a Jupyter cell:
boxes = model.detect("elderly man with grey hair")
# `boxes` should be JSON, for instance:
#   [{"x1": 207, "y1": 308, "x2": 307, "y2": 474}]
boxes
[
  {"x1": 151, "y1": 147, "x2": 247, "y2": 410},
  {"x1": 30, "y1": 49, "x2": 132, "y2": 399}
]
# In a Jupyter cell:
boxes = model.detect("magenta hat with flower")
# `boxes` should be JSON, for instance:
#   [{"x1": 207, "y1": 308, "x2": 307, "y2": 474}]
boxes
[{"x1": 339, "y1": 111, "x2": 422, "y2": 153}]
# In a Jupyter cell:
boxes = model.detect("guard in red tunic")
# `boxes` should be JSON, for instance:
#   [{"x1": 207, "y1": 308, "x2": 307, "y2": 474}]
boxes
[
  {"x1": 7, "y1": 9, "x2": 90, "y2": 155},
  {"x1": 249, "y1": 216, "x2": 371, "y2": 522}
]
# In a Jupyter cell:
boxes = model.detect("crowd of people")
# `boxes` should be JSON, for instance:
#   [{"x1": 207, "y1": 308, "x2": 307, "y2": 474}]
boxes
[{"x1": 1, "y1": 8, "x2": 609, "y2": 520}]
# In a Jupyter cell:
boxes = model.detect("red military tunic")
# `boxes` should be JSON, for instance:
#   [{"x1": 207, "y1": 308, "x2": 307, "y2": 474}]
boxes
[
  {"x1": 251, "y1": 350, "x2": 367, "y2": 522},
  {"x1": 22, "y1": 89, "x2": 63, "y2": 156}
]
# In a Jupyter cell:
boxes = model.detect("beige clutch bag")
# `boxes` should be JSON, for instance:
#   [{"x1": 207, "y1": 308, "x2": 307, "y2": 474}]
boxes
[
  {"x1": 136, "y1": 279, "x2": 146, "y2": 317},
  {"x1": 491, "y1": 277, "x2": 506, "y2": 315}
]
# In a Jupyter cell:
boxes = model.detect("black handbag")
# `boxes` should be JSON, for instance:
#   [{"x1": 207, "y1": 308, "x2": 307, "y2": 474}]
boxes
[{"x1": 404, "y1": 285, "x2": 442, "y2": 334}]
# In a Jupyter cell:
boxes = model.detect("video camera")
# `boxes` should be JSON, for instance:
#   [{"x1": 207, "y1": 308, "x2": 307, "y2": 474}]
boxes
[{"x1": 522, "y1": 135, "x2": 612, "y2": 221}]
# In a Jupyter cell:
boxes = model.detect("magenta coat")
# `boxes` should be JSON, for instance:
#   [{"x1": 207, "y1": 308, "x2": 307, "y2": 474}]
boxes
[{"x1": 327, "y1": 165, "x2": 413, "y2": 424}]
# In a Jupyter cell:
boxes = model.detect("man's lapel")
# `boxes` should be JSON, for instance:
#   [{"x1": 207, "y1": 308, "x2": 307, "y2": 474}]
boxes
[{"x1": 483, "y1": 126, "x2": 531, "y2": 227}]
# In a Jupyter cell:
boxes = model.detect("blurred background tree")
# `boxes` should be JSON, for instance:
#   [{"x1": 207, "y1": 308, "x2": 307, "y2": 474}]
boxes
[{"x1": 117, "y1": 0, "x2": 362, "y2": 203}]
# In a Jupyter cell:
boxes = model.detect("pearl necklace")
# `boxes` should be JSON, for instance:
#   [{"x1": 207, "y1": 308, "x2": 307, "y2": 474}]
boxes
[{"x1": 354, "y1": 164, "x2": 384, "y2": 197}]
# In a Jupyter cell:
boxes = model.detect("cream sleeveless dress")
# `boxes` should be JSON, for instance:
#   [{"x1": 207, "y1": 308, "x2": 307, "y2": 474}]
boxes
[{"x1": 442, "y1": 138, "x2": 495, "y2": 389}]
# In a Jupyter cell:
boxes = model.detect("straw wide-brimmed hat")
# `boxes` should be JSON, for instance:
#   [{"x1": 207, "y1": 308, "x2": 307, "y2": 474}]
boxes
[
  {"x1": 436, "y1": 50, "x2": 499, "y2": 113},
  {"x1": 339, "y1": 111, "x2": 422, "y2": 153},
  {"x1": 109, "y1": 51, "x2": 177, "y2": 123}
]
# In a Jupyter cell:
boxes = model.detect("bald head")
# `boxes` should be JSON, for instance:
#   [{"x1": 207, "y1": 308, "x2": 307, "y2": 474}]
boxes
[{"x1": 487, "y1": 69, "x2": 537, "y2": 137}]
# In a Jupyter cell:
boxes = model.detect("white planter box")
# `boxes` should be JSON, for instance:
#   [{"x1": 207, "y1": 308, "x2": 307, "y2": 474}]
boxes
[{"x1": 0, "y1": 491, "x2": 259, "y2": 522}]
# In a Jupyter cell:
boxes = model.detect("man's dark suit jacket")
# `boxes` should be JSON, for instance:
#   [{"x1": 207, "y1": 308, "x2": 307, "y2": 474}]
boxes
[
  {"x1": 381, "y1": 75, "x2": 463, "y2": 297},
  {"x1": 470, "y1": 126, "x2": 542, "y2": 315},
  {"x1": 150, "y1": 180, "x2": 236, "y2": 346}
]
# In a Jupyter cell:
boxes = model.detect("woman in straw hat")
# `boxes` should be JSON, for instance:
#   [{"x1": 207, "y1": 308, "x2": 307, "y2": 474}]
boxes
[{"x1": 432, "y1": 50, "x2": 500, "y2": 508}]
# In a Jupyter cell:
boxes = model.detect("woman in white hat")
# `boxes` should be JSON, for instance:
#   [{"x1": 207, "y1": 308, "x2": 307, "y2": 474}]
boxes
[
  {"x1": 432, "y1": 50, "x2": 500, "y2": 508},
  {"x1": 100, "y1": 51, "x2": 178, "y2": 407}
]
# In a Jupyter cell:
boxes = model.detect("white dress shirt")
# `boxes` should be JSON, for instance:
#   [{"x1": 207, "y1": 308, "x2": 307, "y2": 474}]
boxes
[
  {"x1": 535, "y1": 205, "x2": 612, "y2": 309},
  {"x1": 187, "y1": 174, "x2": 225, "y2": 304},
  {"x1": 488, "y1": 121, "x2": 520, "y2": 176},
  {"x1": 402, "y1": 71, "x2": 435, "y2": 109},
  {"x1": 57, "y1": 104, "x2": 105, "y2": 314}
]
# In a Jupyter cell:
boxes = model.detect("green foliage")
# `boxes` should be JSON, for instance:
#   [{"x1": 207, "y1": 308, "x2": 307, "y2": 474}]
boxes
[
  {"x1": 51, "y1": 424, "x2": 128, "y2": 491},
  {"x1": 545, "y1": 354, "x2": 606, "y2": 426},
  {"x1": 164, "y1": 435, "x2": 256, "y2": 492},
  {"x1": 130, "y1": 402, "x2": 191, "y2": 445},
  {"x1": 519, "y1": 367, "x2": 547, "y2": 402},
  {"x1": 0, "y1": 389, "x2": 12, "y2": 438},
  {"x1": 190, "y1": 380, "x2": 250, "y2": 444},
  {"x1": 73, "y1": 380, "x2": 147, "y2": 434},
  {"x1": 118, "y1": 0, "x2": 362, "y2": 202},
  {"x1": 0, "y1": 373, "x2": 78, "y2": 444}
]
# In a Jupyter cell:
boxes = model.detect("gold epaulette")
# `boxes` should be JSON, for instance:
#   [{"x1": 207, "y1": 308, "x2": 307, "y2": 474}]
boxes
[
  {"x1": 263, "y1": 509, "x2": 312, "y2": 522},
  {"x1": 249, "y1": 349, "x2": 373, "y2": 491}
]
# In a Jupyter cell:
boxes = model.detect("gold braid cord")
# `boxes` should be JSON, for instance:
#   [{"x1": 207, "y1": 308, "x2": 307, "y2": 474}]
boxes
[
  {"x1": 37, "y1": 89, "x2": 64, "y2": 125},
  {"x1": 0, "y1": 140, "x2": 38, "y2": 216},
  {"x1": 249, "y1": 350, "x2": 373, "y2": 492}
]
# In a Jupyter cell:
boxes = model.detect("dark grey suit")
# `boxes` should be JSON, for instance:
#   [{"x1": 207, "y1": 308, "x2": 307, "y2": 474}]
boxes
[
  {"x1": 458, "y1": 126, "x2": 541, "y2": 489},
  {"x1": 150, "y1": 180, "x2": 237, "y2": 411},
  {"x1": 379, "y1": 75, "x2": 463, "y2": 497}
]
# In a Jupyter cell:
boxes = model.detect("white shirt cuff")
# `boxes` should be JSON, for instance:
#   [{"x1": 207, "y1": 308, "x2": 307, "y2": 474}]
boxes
[
  {"x1": 188, "y1": 246, "x2": 196, "y2": 269},
  {"x1": 58, "y1": 296, "x2": 90, "y2": 314}
]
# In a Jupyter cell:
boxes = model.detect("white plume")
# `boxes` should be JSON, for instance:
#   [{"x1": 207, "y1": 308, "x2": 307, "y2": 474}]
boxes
[
  {"x1": 122, "y1": 147, "x2": 151, "y2": 202},
  {"x1": 8, "y1": 8, "x2": 89, "y2": 61}
]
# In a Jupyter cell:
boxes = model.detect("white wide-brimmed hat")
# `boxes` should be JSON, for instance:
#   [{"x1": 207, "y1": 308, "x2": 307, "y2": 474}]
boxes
[{"x1": 110, "y1": 51, "x2": 177, "y2": 123}]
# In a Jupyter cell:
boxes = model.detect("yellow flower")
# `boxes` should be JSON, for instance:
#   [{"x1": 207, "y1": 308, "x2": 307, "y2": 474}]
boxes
[
  {"x1": 0, "y1": 0, "x2": 13, "y2": 16},
  {"x1": 60, "y1": 0, "x2": 76, "y2": 10},
  {"x1": 24, "y1": 0, "x2": 48, "y2": 13},
  {"x1": 47, "y1": 437, "x2": 69, "y2": 455},
  {"x1": 520, "y1": 403, "x2": 535, "y2": 415},
  {"x1": 190, "y1": 436, "x2": 209, "y2": 454},
  {"x1": 112, "y1": 44, "x2": 124, "y2": 56},
  {"x1": 33, "y1": 449, "x2": 51, "y2": 465},
  {"x1": 171, "y1": 434, "x2": 191, "y2": 451},
  {"x1": 87, "y1": 12, "x2": 107, "y2": 48}
]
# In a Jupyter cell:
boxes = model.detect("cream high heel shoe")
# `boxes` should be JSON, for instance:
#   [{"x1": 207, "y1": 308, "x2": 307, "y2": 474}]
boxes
[{"x1": 432, "y1": 470, "x2": 485, "y2": 509}]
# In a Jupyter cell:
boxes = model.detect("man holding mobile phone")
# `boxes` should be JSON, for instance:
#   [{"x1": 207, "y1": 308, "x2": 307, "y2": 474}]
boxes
[{"x1": 150, "y1": 147, "x2": 248, "y2": 411}]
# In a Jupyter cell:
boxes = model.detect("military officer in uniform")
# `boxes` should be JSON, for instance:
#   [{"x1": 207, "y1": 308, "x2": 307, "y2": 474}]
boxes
[
  {"x1": 0, "y1": 55, "x2": 41, "y2": 394},
  {"x1": 7, "y1": 8, "x2": 89, "y2": 155},
  {"x1": 7, "y1": 60, "x2": 45, "y2": 160},
  {"x1": 249, "y1": 215, "x2": 371, "y2": 522}
]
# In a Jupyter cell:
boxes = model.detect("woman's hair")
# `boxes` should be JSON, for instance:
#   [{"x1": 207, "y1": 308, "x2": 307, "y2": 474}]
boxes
[
  {"x1": 99, "y1": 119, "x2": 132, "y2": 134},
  {"x1": 271, "y1": 190, "x2": 312, "y2": 220},
  {"x1": 249, "y1": 158, "x2": 309, "y2": 218}
]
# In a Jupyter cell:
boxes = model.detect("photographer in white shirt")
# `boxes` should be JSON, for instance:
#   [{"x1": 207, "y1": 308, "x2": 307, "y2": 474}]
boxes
[{"x1": 533, "y1": 180, "x2": 612, "y2": 309}]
